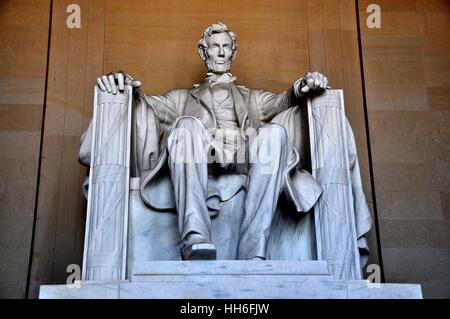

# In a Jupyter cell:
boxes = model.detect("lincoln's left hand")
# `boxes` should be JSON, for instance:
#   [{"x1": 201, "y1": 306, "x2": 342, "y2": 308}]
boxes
[{"x1": 294, "y1": 71, "x2": 329, "y2": 97}]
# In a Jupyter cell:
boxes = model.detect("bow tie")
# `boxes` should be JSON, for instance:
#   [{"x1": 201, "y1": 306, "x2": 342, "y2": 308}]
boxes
[{"x1": 206, "y1": 73, "x2": 237, "y2": 87}]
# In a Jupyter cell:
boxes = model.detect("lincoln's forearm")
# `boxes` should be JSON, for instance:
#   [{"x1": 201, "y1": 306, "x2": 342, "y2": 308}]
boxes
[{"x1": 287, "y1": 85, "x2": 301, "y2": 107}]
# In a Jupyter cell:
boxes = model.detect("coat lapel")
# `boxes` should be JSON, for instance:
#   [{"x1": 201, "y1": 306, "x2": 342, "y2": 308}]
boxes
[
  {"x1": 230, "y1": 84, "x2": 250, "y2": 128},
  {"x1": 188, "y1": 82, "x2": 216, "y2": 127},
  {"x1": 188, "y1": 80, "x2": 251, "y2": 129},
  {"x1": 190, "y1": 82, "x2": 213, "y2": 111}
]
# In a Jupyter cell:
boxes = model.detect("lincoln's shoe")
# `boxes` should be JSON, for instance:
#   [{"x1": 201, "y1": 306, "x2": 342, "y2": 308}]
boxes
[{"x1": 181, "y1": 243, "x2": 217, "y2": 260}]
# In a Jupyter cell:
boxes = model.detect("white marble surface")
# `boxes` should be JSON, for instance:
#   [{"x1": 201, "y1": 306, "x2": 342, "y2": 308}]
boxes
[
  {"x1": 133, "y1": 260, "x2": 330, "y2": 276},
  {"x1": 308, "y1": 90, "x2": 364, "y2": 280},
  {"x1": 40, "y1": 261, "x2": 422, "y2": 299},
  {"x1": 40, "y1": 281, "x2": 123, "y2": 299},
  {"x1": 347, "y1": 280, "x2": 423, "y2": 299},
  {"x1": 40, "y1": 279, "x2": 422, "y2": 299},
  {"x1": 82, "y1": 86, "x2": 132, "y2": 281},
  {"x1": 119, "y1": 280, "x2": 348, "y2": 299}
]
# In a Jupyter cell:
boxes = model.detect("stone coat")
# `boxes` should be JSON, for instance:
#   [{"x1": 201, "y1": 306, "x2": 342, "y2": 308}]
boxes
[
  {"x1": 129, "y1": 80, "x2": 323, "y2": 214},
  {"x1": 79, "y1": 81, "x2": 372, "y2": 264}
]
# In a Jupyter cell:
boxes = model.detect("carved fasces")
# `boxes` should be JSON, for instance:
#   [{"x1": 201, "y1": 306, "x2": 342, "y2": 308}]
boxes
[
  {"x1": 308, "y1": 90, "x2": 362, "y2": 280},
  {"x1": 82, "y1": 86, "x2": 132, "y2": 280}
]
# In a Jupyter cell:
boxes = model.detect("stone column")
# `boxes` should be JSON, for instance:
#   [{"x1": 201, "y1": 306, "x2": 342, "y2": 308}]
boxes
[
  {"x1": 82, "y1": 86, "x2": 132, "y2": 280},
  {"x1": 307, "y1": 90, "x2": 362, "y2": 280}
]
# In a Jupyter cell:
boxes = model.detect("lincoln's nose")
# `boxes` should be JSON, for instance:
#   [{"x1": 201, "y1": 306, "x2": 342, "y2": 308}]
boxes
[{"x1": 218, "y1": 47, "x2": 225, "y2": 57}]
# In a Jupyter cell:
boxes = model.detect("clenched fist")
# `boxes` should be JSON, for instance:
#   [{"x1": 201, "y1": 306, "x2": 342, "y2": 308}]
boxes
[
  {"x1": 96, "y1": 71, "x2": 142, "y2": 94},
  {"x1": 294, "y1": 71, "x2": 329, "y2": 97}
]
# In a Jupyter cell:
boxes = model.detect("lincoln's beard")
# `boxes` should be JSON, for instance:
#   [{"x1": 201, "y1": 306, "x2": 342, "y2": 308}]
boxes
[{"x1": 206, "y1": 58, "x2": 232, "y2": 74}]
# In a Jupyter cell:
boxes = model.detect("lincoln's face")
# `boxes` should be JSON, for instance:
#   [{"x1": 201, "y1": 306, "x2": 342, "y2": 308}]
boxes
[{"x1": 205, "y1": 32, "x2": 234, "y2": 74}]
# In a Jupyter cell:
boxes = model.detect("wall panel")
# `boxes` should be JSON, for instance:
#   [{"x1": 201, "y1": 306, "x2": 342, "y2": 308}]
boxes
[
  {"x1": 0, "y1": 0, "x2": 51, "y2": 299},
  {"x1": 359, "y1": 0, "x2": 450, "y2": 298},
  {"x1": 28, "y1": 0, "x2": 105, "y2": 298}
]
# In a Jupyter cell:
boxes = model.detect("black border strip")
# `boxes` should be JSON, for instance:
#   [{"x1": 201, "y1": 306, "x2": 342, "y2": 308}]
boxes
[
  {"x1": 354, "y1": 0, "x2": 385, "y2": 282},
  {"x1": 26, "y1": 0, "x2": 54, "y2": 299}
]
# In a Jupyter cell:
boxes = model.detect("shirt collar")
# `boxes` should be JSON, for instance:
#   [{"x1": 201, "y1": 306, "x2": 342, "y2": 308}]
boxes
[{"x1": 206, "y1": 72, "x2": 237, "y2": 87}]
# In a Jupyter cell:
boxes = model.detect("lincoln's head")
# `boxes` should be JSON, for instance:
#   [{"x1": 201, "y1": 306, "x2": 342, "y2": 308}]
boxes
[{"x1": 198, "y1": 22, "x2": 237, "y2": 74}]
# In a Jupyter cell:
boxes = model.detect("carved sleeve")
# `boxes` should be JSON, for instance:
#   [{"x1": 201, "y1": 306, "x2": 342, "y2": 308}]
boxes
[
  {"x1": 144, "y1": 89, "x2": 185, "y2": 127},
  {"x1": 256, "y1": 87, "x2": 298, "y2": 122},
  {"x1": 133, "y1": 89, "x2": 186, "y2": 173}
]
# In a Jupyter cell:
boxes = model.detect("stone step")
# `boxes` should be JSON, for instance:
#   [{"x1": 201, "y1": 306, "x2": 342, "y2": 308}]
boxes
[
  {"x1": 120, "y1": 279, "x2": 349, "y2": 299},
  {"x1": 39, "y1": 279, "x2": 422, "y2": 299},
  {"x1": 39, "y1": 260, "x2": 423, "y2": 299},
  {"x1": 131, "y1": 274, "x2": 335, "y2": 282},
  {"x1": 132, "y1": 260, "x2": 332, "y2": 277},
  {"x1": 132, "y1": 260, "x2": 334, "y2": 282}
]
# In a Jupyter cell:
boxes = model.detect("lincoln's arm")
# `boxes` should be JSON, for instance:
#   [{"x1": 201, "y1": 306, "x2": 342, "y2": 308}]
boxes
[
  {"x1": 256, "y1": 87, "x2": 299, "y2": 122},
  {"x1": 80, "y1": 71, "x2": 184, "y2": 168},
  {"x1": 134, "y1": 89, "x2": 184, "y2": 173},
  {"x1": 144, "y1": 89, "x2": 185, "y2": 128},
  {"x1": 256, "y1": 72, "x2": 329, "y2": 122},
  {"x1": 94, "y1": 71, "x2": 181, "y2": 125}
]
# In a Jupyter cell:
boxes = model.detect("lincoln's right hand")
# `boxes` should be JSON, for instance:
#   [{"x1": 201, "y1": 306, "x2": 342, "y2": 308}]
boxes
[{"x1": 96, "y1": 71, "x2": 142, "y2": 94}]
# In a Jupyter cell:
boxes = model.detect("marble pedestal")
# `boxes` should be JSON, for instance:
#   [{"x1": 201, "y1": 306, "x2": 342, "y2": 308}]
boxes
[{"x1": 39, "y1": 260, "x2": 422, "y2": 299}]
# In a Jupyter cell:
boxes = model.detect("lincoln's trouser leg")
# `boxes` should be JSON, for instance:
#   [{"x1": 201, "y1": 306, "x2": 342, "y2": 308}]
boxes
[
  {"x1": 237, "y1": 123, "x2": 290, "y2": 260},
  {"x1": 167, "y1": 117, "x2": 216, "y2": 259}
]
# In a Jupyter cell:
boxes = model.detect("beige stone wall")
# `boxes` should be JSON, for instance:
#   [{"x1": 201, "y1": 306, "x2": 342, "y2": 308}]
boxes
[
  {"x1": 1, "y1": 0, "x2": 448, "y2": 299},
  {"x1": 359, "y1": 0, "x2": 450, "y2": 298},
  {"x1": 0, "y1": 0, "x2": 51, "y2": 298}
]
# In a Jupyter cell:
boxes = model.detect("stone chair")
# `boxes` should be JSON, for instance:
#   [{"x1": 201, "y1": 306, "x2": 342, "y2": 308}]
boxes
[
  {"x1": 79, "y1": 86, "x2": 371, "y2": 281},
  {"x1": 37, "y1": 86, "x2": 423, "y2": 299}
]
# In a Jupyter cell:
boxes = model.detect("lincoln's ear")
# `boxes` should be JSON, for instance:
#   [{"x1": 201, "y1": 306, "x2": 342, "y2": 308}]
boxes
[
  {"x1": 198, "y1": 47, "x2": 207, "y2": 61},
  {"x1": 231, "y1": 49, "x2": 237, "y2": 61}
]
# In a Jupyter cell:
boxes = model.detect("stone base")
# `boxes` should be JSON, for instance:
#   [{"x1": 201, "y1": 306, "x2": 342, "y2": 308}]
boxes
[{"x1": 39, "y1": 261, "x2": 422, "y2": 299}]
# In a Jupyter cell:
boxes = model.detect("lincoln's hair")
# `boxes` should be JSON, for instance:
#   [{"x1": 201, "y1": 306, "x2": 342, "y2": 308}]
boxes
[{"x1": 198, "y1": 22, "x2": 238, "y2": 61}]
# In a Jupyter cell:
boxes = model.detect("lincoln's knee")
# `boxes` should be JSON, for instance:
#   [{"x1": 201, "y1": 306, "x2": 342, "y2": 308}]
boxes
[
  {"x1": 168, "y1": 117, "x2": 204, "y2": 141},
  {"x1": 173, "y1": 116, "x2": 203, "y2": 130},
  {"x1": 258, "y1": 123, "x2": 288, "y2": 145}
]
